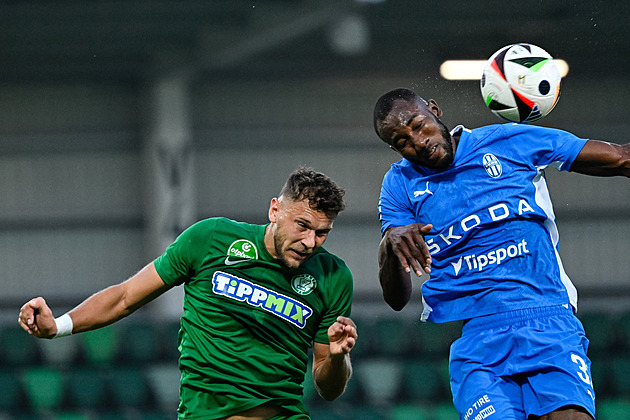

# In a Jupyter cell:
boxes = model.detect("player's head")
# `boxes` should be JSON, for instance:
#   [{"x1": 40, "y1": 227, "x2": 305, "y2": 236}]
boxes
[
  {"x1": 267, "y1": 167, "x2": 346, "y2": 268},
  {"x1": 278, "y1": 167, "x2": 346, "y2": 219},
  {"x1": 373, "y1": 88, "x2": 455, "y2": 170}
]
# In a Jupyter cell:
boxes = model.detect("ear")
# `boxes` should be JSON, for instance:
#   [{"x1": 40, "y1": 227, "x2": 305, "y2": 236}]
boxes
[
  {"x1": 268, "y1": 197, "x2": 280, "y2": 223},
  {"x1": 427, "y1": 99, "x2": 443, "y2": 119}
]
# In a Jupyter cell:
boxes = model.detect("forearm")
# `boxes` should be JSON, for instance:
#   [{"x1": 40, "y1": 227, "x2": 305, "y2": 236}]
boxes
[
  {"x1": 313, "y1": 352, "x2": 352, "y2": 401},
  {"x1": 66, "y1": 263, "x2": 168, "y2": 334},
  {"x1": 378, "y1": 235, "x2": 412, "y2": 311},
  {"x1": 66, "y1": 283, "x2": 136, "y2": 334},
  {"x1": 19, "y1": 263, "x2": 167, "y2": 339}
]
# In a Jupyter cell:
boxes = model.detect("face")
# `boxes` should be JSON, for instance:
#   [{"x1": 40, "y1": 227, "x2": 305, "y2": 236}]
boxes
[
  {"x1": 265, "y1": 197, "x2": 333, "y2": 269},
  {"x1": 379, "y1": 99, "x2": 455, "y2": 169}
]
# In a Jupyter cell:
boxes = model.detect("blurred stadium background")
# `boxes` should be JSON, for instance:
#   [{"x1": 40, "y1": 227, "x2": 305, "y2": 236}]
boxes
[{"x1": 1, "y1": 1, "x2": 629, "y2": 419}]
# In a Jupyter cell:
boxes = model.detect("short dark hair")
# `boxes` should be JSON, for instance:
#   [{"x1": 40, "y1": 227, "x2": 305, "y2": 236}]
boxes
[
  {"x1": 373, "y1": 88, "x2": 427, "y2": 138},
  {"x1": 279, "y1": 167, "x2": 346, "y2": 218}
]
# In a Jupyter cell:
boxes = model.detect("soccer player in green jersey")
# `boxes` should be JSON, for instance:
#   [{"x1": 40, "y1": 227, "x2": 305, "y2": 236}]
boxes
[{"x1": 18, "y1": 167, "x2": 358, "y2": 420}]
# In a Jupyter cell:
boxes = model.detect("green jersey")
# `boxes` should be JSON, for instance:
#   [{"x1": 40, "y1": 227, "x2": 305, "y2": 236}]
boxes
[{"x1": 153, "y1": 217, "x2": 353, "y2": 419}]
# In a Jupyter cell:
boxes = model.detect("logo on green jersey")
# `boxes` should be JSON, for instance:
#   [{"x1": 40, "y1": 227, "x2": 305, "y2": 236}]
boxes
[
  {"x1": 212, "y1": 271, "x2": 313, "y2": 329},
  {"x1": 225, "y1": 239, "x2": 258, "y2": 265},
  {"x1": 291, "y1": 274, "x2": 317, "y2": 295}
]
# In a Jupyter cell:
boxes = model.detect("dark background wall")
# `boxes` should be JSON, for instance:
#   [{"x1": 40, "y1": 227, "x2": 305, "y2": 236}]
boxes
[{"x1": 1, "y1": 1, "x2": 629, "y2": 321}]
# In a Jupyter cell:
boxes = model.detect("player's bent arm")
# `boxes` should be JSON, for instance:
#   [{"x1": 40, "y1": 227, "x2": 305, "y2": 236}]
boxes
[
  {"x1": 312, "y1": 343, "x2": 351, "y2": 401},
  {"x1": 19, "y1": 262, "x2": 171, "y2": 339},
  {"x1": 67, "y1": 262, "x2": 171, "y2": 334},
  {"x1": 379, "y1": 232, "x2": 413, "y2": 311},
  {"x1": 379, "y1": 223, "x2": 433, "y2": 310},
  {"x1": 312, "y1": 317, "x2": 357, "y2": 401},
  {"x1": 571, "y1": 139, "x2": 630, "y2": 177}
]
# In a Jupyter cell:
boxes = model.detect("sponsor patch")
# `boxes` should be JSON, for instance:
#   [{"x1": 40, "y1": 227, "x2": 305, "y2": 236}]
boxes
[
  {"x1": 452, "y1": 239, "x2": 530, "y2": 275},
  {"x1": 225, "y1": 239, "x2": 258, "y2": 265},
  {"x1": 212, "y1": 271, "x2": 313, "y2": 328},
  {"x1": 464, "y1": 395, "x2": 496, "y2": 420}
]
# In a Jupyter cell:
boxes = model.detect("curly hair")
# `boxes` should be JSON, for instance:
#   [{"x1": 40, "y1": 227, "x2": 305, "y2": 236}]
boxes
[{"x1": 279, "y1": 167, "x2": 346, "y2": 218}]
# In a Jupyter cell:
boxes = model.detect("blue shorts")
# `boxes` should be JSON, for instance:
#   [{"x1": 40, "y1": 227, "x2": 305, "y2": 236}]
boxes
[{"x1": 449, "y1": 305, "x2": 596, "y2": 420}]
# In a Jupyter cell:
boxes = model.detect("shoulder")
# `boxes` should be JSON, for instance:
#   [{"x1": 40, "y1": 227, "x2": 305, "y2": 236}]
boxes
[
  {"x1": 309, "y1": 249, "x2": 353, "y2": 308},
  {"x1": 381, "y1": 162, "x2": 405, "y2": 192},
  {"x1": 188, "y1": 217, "x2": 257, "y2": 233},
  {"x1": 465, "y1": 124, "x2": 507, "y2": 144},
  {"x1": 311, "y1": 248, "x2": 352, "y2": 278},
  {"x1": 493, "y1": 123, "x2": 585, "y2": 150},
  {"x1": 386, "y1": 159, "x2": 408, "y2": 176},
  {"x1": 176, "y1": 218, "x2": 260, "y2": 246},
  {"x1": 466, "y1": 122, "x2": 555, "y2": 139},
  {"x1": 384, "y1": 158, "x2": 423, "y2": 183},
  {"x1": 462, "y1": 123, "x2": 567, "y2": 149},
  {"x1": 471, "y1": 123, "x2": 504, "y2": 136},
  {"x1": 493, "y1": 122, "x2": 575, "y2": 139}
]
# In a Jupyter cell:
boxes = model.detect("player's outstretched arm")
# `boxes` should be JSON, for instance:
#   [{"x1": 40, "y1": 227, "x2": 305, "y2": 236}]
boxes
[
  {"x1": 312, "y1": 316, "x2": 357, "y2": 401},
  {"x1": 18, "y1": 262, "x2": 171, "y2": 339},
  {"x1": 378, "y1": 223, "x2": 433, "y2": 311},
  {"x1": 571, "y1": 140, "x2": 630, "y2": 177}
]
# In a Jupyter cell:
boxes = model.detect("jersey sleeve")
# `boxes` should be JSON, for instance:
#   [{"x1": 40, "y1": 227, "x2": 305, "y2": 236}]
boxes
[
  {"x1": 314, "y1": 260, "x2": 353, "y2": 344},
  {"x1": 502, "y1": 123, "x2": 588, "y2": 171},
  {"x1": 379, "y1": 166, "x2": 416, "y2": 234},
  {"x1": 154, "y1": 219, "x2": 216, "y2": 286}
]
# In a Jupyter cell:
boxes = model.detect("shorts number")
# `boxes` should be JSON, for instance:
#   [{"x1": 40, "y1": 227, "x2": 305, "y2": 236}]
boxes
[{"x1": 571, "y1": 353, "x2": 592, "y2": 386}]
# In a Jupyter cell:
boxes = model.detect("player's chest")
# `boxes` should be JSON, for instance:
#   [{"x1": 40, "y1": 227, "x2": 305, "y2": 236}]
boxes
[
  {"x1": 192, "y1": 257, "x2": 327, "y2": 327},
  {"x1": 408, "y1": 154, "x2": 535, "y2": 229}
]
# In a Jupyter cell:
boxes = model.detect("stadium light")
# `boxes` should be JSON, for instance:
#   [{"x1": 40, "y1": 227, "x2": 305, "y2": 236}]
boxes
[{"x1": 440, "y1": 59, "x2": 569, "y2": 80}]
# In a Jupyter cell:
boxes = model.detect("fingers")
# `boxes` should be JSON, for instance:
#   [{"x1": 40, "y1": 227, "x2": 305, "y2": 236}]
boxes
[
  {"x1": 336, "y1": 316, "x2": 358, "y2": 338},
  {"x1": 410, "y1": 224, "x2": 433, "y2": 274},
  {"x1": 18, "y1": 299, "x2": 39, "y2": 334},
  {"x1": 419, "y1": 224, "x2": 433, "y2": 272},
  {"x1": 328, "y1": 316, "x2": 358, "y2": 354},
  {"x1": 388, "y1": 224, "x2": 433, "y2": 277},
  {"x1": 393, "y1": 245, "x2": 421, "y2": 277},
  {"x1": 17, "y1": 297, "x2": 48, "y2": 336},
  {"x1": 341, "y1": 335, "x2": 356, "y2": 353}
]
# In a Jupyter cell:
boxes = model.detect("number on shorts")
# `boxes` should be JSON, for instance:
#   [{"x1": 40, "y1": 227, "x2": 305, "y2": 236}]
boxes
[{"x1": 571, "y1": 353, "x2": 592, "y2": 386}]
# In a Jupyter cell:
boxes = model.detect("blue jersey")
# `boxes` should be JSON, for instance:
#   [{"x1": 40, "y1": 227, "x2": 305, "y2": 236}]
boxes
[{"x1": 379, "y1": 123, "x2": 588, "y2": 323}]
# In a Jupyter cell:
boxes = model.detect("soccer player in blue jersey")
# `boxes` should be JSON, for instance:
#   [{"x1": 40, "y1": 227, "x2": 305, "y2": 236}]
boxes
[{"x1": 374, "y1": 88, "x2": 630, "y2": 420}]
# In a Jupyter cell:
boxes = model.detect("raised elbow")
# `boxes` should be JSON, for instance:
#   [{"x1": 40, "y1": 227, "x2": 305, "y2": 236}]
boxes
[
  {"x1": 316, "y1": 383, "x2": 347, "y2": 401},
  {"x1": 379, "y1": 270, "x2": 412, "y2": 311},
  {"x1": 383, "y1": 293, "x2": 408, "y2": 311}
]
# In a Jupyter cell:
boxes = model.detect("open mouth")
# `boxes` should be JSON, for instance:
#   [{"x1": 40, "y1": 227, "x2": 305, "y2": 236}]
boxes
[{"x1": 426, "y1": 143, "x2": 439, "y2": 161}]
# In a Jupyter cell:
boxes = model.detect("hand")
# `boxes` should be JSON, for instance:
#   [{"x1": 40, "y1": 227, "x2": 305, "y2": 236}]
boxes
[
  {"x1": 327, "y1": 316, "x2": 357, "y2": 356},
  {"x1": 384, "y1": 223, "x2": 433, "y2": 277},
  {"x1": 18, "y1": 297, "x2": 57, "y2": 338}
]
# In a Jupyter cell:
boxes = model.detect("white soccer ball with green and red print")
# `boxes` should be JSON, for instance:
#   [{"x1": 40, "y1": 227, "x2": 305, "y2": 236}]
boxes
[{"x1": 480, "y1": 43, "x2": 561, "y2": 123}]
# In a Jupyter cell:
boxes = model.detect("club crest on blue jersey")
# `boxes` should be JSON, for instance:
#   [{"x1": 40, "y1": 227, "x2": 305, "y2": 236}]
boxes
[
  {"x1": 212, "y1": 271, "x2": 313, "y2": 328},
  {"x1": 482, "y1": 153, "x2": 502, "y2": 178}
]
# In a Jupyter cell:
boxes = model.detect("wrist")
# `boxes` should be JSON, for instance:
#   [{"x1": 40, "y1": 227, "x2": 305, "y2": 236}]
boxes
[
  {"x1": 327, "y1": 351, "x2": 349, "y2": 366},
  {"x1": 54, "y1": 313, "x2": 73, "y2": 338}
]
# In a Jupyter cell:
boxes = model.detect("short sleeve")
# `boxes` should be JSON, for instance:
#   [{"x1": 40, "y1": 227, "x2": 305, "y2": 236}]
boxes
[
  {"x1": 379, "y1": 167, "x2": 417, "y2": 234},
  {"x1": 314, "y1": 261, "x2": 353, "y2": 344},
  {"x1": 154, "y1": 220, "x2": 216, "y2": 286},
  {"x1": 501, "y1": 124, "x2": 588, "y2": 171}
]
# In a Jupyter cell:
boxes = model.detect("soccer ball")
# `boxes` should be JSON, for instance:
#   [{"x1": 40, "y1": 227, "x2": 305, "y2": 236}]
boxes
[{"x1": 480, "y1": 43, "x2": 561, "y2": 123}]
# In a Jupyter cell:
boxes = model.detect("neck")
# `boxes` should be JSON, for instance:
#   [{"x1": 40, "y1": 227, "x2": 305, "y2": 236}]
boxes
[
  {"x1": 263, "y1": 224, "x2": 278, "y2": 259},
  {"x1": 451, "y1": 133, "x2": 460, "y2": 154}
]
